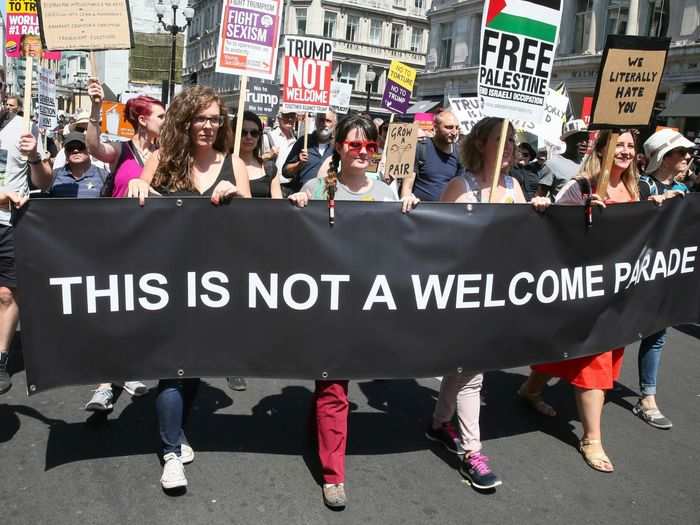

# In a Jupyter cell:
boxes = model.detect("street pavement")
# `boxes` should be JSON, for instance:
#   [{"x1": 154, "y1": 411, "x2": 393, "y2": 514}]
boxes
[{"x1": 0, "y1": 329, "x2": 698, "y2": 525}]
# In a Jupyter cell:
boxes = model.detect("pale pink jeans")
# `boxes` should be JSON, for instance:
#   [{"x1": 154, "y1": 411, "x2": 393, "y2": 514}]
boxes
[{"x1": 432, "y1": 372, "x2": 483, "y2": 453}]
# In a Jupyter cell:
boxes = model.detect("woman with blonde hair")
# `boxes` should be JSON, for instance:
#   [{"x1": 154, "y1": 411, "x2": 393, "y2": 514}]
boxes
[
  {"x1": 426, "y1": 118, "x2": 550, "y2": 491},
  {"x1": 127, "y1": 86, "x2": 251, "y2": 491},
  {"x1": 518, "y1": 130, "x2": 678, "y2": 473}
]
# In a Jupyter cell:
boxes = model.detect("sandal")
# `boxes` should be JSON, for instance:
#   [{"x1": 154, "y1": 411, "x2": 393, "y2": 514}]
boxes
[
  {"x1": 517, "y1": 383, "x2": 557, "y2": 417},
  {"x1": 579, "y1": 438, "x2": 614, "y2": 473}
]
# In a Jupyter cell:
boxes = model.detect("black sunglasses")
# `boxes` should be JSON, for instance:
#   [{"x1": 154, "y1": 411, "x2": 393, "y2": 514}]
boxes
[
  {"x1": 242, "y1": 129, "x2": 261, "y2": 138},
  {"x1": 65, "y1": 142, "x2": 86, "y2": 151}
]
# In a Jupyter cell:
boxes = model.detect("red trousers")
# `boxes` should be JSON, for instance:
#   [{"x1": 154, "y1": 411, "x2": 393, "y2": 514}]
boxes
[{"x1": 315, "y1": 380, "x2": 349, "y2": 484}]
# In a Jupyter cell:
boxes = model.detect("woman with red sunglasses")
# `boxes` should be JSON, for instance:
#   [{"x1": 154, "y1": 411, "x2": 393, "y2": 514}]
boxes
[{"x1": 288, "y1": 114, "x2": 419, "y2": 509}]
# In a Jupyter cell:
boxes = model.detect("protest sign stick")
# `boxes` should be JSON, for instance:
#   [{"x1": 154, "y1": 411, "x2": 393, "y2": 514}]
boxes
[
  {"x1": 303, "y1": 113, "x2": 309, "y2": 151},
  {"x1": 22, "y1": 56, "x2": 33, "y2": 134},
  {"x1": 88, "y1": 52, "x2": 101, "y2": 104},
  {"x1": 233, "y1": 75, "x2": 248, "y2": 158},
  {"x1": 596, "y1": 132, "x2": 619, "y2": 199},
  {"x1": 488, "y1": 119, "x2": 509, "y2": 203}
]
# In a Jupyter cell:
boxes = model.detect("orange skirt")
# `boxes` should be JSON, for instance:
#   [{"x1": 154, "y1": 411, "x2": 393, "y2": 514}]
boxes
[{"x1": 532, "y1": 348, "x2": 624, "y2": 390}]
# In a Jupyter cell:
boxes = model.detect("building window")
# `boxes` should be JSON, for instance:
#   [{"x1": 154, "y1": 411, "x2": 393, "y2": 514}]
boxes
[
  {"x1": 390, "y1": 24, "x2": 403, "y2": 48},
  {"x1": 411, "y1": 28, "x2": 423, "y2": 52},
  {"x1": 338, "y1": 62, "x2": 360, "y2": 90},
  {"x1": 296, "y1": 8, "x2": 307, "y2": 35},
  {"x1": 323, "y1": 11, "x2": 337, "y2": 39},
  {"x1": 647, "y1": 0, "x2": 669, "y2": 37},
  {"x1": 606, "y1": 0, "x2": 629, "y2": 35},
  {"x1": 346, "y1": 15, "x2": 359, "y2": 41},
  {"x1": 414, "y1": 0, "x2": 424, "y2": 8},
  {"x1": 574, "y1": 0, "x2": 592, "y2": 52},
  {"x1": 370, "y1": 68, "x2": 383, "y2": 93},
  {"x1": 393, "y1": 0, "x2": 405, "y2": 8},
  {"x1": 370, "y1": 19, "x2": 383, "y2": 45},
  {"x1": 438, "y1": 22, "x2": 453, "y2": 68},
  {"x1": 79, "y1": 56, "x2": 86, "y2": 70}
]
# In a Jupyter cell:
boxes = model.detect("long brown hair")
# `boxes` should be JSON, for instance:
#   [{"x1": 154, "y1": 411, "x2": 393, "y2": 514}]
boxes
[
  {"x1": 577, "y1": 130, "x2": 639, "y2": 200},
  {"x1": 152, "y1": 86, "x2": 232, "y2": 192}
]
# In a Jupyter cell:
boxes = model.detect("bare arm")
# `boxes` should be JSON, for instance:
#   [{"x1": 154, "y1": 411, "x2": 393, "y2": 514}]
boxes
[
  {"x1": 232, "y1": 155, "x2": 252, "y2": 198},
  {"x1": 86, "y1": 80, "x2": 121, "y2": 165},
  {"x1": 399, "y1": 172, "x2": 416, "y2": 198},
  {"x1": 440, "y1": 177, "x2": 470, "y2": 203},
  {"x1": 270, "y1": 170, "x2": 283, "y2": 199},
  {"x1": 139, "y1": 151, "x2": 160, "y2": 184},
  {"x1": 20, "y1": 133, "x2": 52, "y2": 190}
]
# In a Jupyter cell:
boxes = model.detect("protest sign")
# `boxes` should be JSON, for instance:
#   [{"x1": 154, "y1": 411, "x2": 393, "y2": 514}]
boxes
[
  {"x1": 478, "y1": 0, "x2": 562, "y2": 122},
  {"x1": 538, "y1": 88, "x2": 568, "y2": 145},
  {"x1": 100, "y1": 102, "x2": 135, "y2": 139},
  {"x1": 330, "y1": 81, "x2": 352, "y2": 115},
  {"x1": 384, "y1": 123, "x2": 418, "y2": 179},
  {"x1": 37, "y1": 0, "x2": 133, "y2": 51},
  {"x1": 14, "y1": 196, "x2": 700, "y2": 392},
  {"x1": 449, "y1": 97, "x2": 482, "y2": 135},
  {"x1": 589, "y1": 35, "x2": 670, "y2": 130},
  {"x1": 381, "y1": 60, "x2": 416, "y2": 114},
  {"x1": 580, "y1": 96, "x2": 593, "y2": 125},
  {"x1": 414, "y1": 112, "x2": 433, "y2": 135},
  {"x1": 215, "y1": 0, "x2": 283, "y2": 80},
  {"x1": 246, "y1": 79, "x2": 280, "y2": 121},
  {"x1": 37, "y1": 66, "x2": 57, "y2": 130},
  {"x1": 282, "y1": 36, "x2": 334, "y2": 113},
  {"x1": 5, "y1": 0, "x2": 60, "y2": 59}
]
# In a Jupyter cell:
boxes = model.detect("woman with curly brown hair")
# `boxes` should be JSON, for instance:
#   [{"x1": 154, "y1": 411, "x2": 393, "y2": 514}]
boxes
[
  {"x1": 127, "y1": 86, "x2": 250, "y2": 491},
  {"x1": 128, "y1": 85, "x2": 251, "y2": 204},
  {"x1": 288, "y1": 114, "x2": 418, "y2": 509}
]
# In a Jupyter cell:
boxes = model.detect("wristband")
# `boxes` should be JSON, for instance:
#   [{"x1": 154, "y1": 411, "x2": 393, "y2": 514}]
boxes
[
  {"x1": 28, "y1": 157, "x2": 42, "y2": 165},
  {"x1": 89, "y1": 117, "x2": 101, "y2": 125}
]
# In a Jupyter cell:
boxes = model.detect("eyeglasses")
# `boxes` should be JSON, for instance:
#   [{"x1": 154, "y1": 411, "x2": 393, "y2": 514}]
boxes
[
  {"x1": 280, "y1": 114, "x2": 297, "y2": 122},
  {"x1": 667, "y1": 147, "x2": 691, "y2": 156},
  {"x1": 340, "y1": 140, "x2": 378, "y2": 155},
  {"x1": 242, "y1": 129, "x2": 261, "y2": 138},
  {"x1": 192, "y1": 115, "x2": 224, "y2": 128}
]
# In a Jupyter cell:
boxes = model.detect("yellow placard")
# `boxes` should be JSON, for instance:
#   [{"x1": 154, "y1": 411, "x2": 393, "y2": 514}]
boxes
[{"x1": 387, "y1": 60, "x2": 416, "y2": 92}]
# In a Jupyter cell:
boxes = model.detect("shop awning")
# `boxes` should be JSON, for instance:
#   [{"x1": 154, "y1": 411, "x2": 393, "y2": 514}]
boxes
[
  {"x1": 406, "y1": 100, "x2": 442, "y2": 114},
  {"x1": 659, "y1": 94, "x2": 700, "y2": 118}
]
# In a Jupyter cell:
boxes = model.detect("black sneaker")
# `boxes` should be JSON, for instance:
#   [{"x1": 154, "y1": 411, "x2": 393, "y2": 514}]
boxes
[
  {"x1": 425, "y1": 422, "x2": 465, "y2": 455},
  {"x1": 0, "y1": 352, "x2": 11, "y2": 395},
  {"x1": 460, "y1": 452, "x2": 502, "y2": 490}
]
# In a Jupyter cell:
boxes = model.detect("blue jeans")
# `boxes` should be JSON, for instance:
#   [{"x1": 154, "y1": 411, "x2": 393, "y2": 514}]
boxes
[
  {"x1": 156, "y1": 378, "x2": 200, "y2": 456},
  {"x1": 638, "y1": 329, "x2": 666, "y2": 396}
]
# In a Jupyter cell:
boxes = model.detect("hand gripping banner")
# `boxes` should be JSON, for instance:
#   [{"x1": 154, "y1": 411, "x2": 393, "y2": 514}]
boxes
[{"x1": 13, "y1": 196, "x2": 700, "y2": 393}]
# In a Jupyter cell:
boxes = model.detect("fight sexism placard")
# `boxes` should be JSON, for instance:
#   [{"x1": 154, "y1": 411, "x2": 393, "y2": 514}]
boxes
[
  {"x1": 478, "y1": 0, "x2": 562, "y2": 122},
  {"x1": 282, "y1": 36, "x2": 333, "y2": 113},
  {"x1": 215, "y1": 0, "x2": 283, "y2": 80}
]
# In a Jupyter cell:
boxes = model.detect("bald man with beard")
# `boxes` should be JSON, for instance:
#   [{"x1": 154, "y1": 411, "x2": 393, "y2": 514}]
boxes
[{"x1": 401, "y1": 110, "x2": 463, "y2": 201}]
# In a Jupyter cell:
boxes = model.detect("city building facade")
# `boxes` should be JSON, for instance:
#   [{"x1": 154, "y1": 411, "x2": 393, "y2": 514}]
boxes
[
  {"x1": 184, "y1": 0, "x2": 431, "y2": 114},
  {"x1": 416, "y1": 0, "x2": 700, "y2": 135}
]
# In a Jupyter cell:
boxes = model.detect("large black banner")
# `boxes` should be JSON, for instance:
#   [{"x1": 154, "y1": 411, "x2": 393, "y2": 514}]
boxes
[{"x1": 13, "y1": 195, "x2": 700, "y2": 393}]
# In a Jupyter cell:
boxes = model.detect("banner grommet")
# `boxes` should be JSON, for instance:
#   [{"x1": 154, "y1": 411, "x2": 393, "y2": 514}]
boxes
[
  {"x1": 321, "y1": 371, "x2": 328, "y2": 379},
  {"x1": 177, "y1": 369, "x2": 184, "y2": 376},
  {"x1": 176, "y1": 199, "x2": 183, "y2": 208}
]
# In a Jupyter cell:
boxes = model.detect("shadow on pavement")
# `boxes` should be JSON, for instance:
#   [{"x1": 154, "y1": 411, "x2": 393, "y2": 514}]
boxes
[{"x1": 43, "y1": 379, "x2": 441, "y2": 475}]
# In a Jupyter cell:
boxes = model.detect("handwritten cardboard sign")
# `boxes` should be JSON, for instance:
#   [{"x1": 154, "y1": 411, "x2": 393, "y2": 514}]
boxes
[
  {"x1": 37, "y1": 0, "x2": 133, "y2": 51},
  {"x1": 449, "y1": 97, "x2": 483, "y2": 135},
  {"x1": 215, "y1": 0, "x2": 283, "y2": 80},
  {"x1": 589, "y1": 35, "x2": 670, "y2": 130},
  {"x1": 384, "y1": 123, "x2": 418, "y2": 179}
]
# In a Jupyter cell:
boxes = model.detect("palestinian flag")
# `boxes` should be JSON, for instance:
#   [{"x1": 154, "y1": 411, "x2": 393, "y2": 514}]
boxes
[{"x1": 485, "y1": 0, "x2": 561, "y2": 44}]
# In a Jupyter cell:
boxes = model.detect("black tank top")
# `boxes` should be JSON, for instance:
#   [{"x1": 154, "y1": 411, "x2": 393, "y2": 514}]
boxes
[
  {"x1": 157, "y1": 153, "x2": 235, "y2": 197},
  {"x1": 249, "y1": 161, "x2": 277, "y2": 198}
]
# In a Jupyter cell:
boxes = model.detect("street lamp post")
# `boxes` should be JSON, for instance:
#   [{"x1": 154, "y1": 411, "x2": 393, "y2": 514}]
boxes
[
  {"x1": 365, "y1": 68, "x2": 376, "y2": 114},
  {"x1": 155, "y1": 0, "x2": 194, "y2": 105}
]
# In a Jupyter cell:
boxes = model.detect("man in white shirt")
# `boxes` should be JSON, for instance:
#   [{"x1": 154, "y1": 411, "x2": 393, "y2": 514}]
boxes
[{"x1": 262, "y1": 111, "x2": 298, "y2": 188}]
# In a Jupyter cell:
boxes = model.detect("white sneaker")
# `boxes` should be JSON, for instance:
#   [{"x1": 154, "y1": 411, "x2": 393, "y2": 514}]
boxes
[
  {"x1": 181, "y1": 443, "x2": 194, "y2": 464},
  {"x1": 85, "y1": 387, "x2": 114, "y2": 411},
  {"x1": 161, "y1": 453, "x2": 187, "y2": 489},
  {"x1": 123, "y1": 381, "x2": 148, "y2": 397}
]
